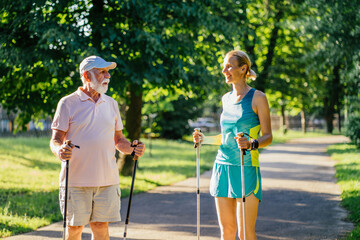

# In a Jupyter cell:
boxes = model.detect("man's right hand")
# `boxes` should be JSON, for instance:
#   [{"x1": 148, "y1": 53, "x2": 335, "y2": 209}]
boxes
[{"x1": 58, "y1": 142, "x2": 74, "y2": 161}]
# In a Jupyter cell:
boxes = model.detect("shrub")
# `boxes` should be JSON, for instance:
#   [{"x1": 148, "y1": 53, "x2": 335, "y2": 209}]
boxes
[
  {"x1": 155, "y1": 96, "x2": 203, "y2": 139},
  {"x1": 345, "y1": 115, "x2": 360, "y2": 148}
]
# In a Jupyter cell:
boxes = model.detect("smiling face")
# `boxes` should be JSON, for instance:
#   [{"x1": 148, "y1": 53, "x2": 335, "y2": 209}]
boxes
[{"x1": 222, "y1": 56, "x2": 247, "y2": 84}]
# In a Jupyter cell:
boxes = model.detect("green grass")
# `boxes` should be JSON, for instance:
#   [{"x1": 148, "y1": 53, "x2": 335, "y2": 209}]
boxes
[
  {"x1": 327, "y1": 143, "x2": 360, "y2": 239},
  {"x1": 0, "y1": 137, "x2": 60, "y2": 237},
  {"x1": 271, "y1": 129, "x2": 337, "y2": 145},
  {"x1": 0, "y1": 137, "x2": 218, "y2": 237}
]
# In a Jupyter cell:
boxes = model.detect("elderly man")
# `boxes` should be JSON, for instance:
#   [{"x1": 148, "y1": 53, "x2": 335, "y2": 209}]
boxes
[{"x1": 50, "y1": 56, "x2": 145, "y2": 240}]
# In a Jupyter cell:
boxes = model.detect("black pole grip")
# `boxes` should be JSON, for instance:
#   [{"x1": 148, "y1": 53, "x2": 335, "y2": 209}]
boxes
[
  {"x1": 242, "y1": 149, "x2": 247, "y2": 155},
  {"x1": 130, "y1": 142, "x2": 140, "y2": 160}
]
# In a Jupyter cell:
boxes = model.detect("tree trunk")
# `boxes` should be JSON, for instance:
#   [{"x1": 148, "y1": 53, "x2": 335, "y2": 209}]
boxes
[
  {"x1": 280, "y1": 104, "x2": 287, "y2": 134},
  {"x1": 119, "y1": 83, "x2": 143, "y2": 176},
  {"x1": 324, "y1": 64, "x2": 341, "y2": 134},
  {"x1": 8, "y1": 112, "x2": 15, "y2": 133},
  {"x1": 255, "y1": 6, "x2": 283, "y2": 92},
  {"x1": 301, "y1": 107, "x2": 307, "y2": 134},
  {"x1": 324, "y1": 97, "x2": 334, "y2": 133},
  {"x1": 9, "y1": 119, "x2": 14, "y2": 133},
  {"x1": 338, "y1": 108, "x2": 341, "y2": 133},
  {"x1": 333, "y1": 65, "x2": 342, "y2": 133}
]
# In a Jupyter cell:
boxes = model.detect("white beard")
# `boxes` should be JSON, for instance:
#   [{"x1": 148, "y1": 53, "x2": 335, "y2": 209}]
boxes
[{"x1": 90, "y1": 75, "x2": 110, "y2": 94}]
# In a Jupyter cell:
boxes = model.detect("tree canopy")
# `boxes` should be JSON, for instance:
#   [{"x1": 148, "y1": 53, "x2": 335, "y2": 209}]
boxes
[{"x1": 1, "y1": 0, "x2": 359, "y2": 148}]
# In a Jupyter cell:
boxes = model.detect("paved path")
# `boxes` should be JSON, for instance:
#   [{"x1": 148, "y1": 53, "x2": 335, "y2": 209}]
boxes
[{"x1": 5, "y1": 136, "x2": 353, "y2": 240}]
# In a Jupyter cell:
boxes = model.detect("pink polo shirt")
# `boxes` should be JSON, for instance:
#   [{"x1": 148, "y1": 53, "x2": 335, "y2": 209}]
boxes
[{"x1": 51, "y1": 88, "x2": 123, "y2": 187}]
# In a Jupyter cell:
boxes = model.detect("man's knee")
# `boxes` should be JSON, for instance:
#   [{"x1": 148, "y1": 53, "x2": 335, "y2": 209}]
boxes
[
  {"x1": 91, "y1": 222, "x2": 108, "y2": 227},
  {"x1": 68, "y1": 225, "x2": 84, "y2": 237},
  {"x1": 90, "y1": 222, "x2": 109, "y2": 231},
  {"x1": 90, "y1": 222, "x2": 109, "y2": 239}
]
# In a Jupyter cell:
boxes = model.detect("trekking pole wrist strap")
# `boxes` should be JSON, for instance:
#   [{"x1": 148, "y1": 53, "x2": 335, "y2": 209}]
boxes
[{"x1": 250, "y1": 139, "x2": 259, "y2": 150}]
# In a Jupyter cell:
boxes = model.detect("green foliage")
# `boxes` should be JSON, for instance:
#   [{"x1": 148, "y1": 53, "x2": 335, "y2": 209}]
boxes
[
  {"x1": 327, "y1": 143, "x2": 360, "y2": 239},
  {"x1": 0, "y1": 0, "x2": 86, "y2": 132},
  {"x1": 0, "y1": 0, "x2": 233, "y2": 131},
  {"x1": 300, "y1": 0, "x2": 360, "y2": 133},
  {"x1": 142, "y1": 86, "x2": 205, "y2": 139},
  {"x1": 1, "y1": 0, "x2": 360, "y2": 138},
  {"x1": 345, "y1": 115, "x2": 360, "y2": 148},
  {"x1": 154, "y1": 95, "x2": 203, "y2": 139}
]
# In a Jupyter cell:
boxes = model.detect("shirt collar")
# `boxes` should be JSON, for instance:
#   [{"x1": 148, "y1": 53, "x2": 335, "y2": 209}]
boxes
[{"x1": 76, "y1": 87, "x2": 106, "y2": 103}]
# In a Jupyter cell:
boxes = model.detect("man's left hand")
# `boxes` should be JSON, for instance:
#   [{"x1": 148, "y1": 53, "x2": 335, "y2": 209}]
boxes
[{"x1": 131, "y1": 140, "x2": 145, "y2": 158}]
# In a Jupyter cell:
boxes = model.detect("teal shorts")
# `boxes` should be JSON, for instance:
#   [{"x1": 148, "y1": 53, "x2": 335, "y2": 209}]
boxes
[{"x1": 209, "y1": 162, "x2": 262, "y2": 201}]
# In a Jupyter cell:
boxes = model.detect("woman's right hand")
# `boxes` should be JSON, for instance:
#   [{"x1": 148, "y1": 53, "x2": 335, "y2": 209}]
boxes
[{"x1": 193, "y1": 130, "x2": 205, "y2": 145}]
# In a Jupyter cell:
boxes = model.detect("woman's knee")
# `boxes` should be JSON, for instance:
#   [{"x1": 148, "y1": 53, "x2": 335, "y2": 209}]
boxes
[
  {"x1": 238, "y1": 228, "x2": 257, "y2": 240},
  {"x1": 220, "y1": 224, "x2": 237, "y2": 239}
]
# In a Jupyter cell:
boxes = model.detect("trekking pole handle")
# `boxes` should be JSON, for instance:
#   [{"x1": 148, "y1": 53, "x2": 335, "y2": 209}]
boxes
[
  {"x1": 130, "y1": 141, "x2": 141, "y2": 160},
  {"x1": 237, "y1": 132, "x2": 247, "y2": 156},
  {"x1": 65, "y1": 140, "x2": 80, "y2": 149},
  {"x1": 194, "y1": 128, "x2": 201, "y2": 148}
]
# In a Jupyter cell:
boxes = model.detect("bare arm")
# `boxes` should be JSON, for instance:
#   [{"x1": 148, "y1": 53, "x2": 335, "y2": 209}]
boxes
[
  {"x1": 114, "y1": 130, "x2": 145, "y2": 157},
  {"x1": 253, "y1": 90, "x2": 273, "y2": 148},
  {"x1": 50, "y1": 129, "x2": 74, "y2": 161},
  {"x1": 193, "y1": 132, "x2": 222, "y2": 146}
]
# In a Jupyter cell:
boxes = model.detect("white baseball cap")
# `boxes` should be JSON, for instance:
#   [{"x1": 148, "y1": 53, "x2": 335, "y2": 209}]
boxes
[{"x1": 79, "y1": 56, "x2": 116, "y2": 76}]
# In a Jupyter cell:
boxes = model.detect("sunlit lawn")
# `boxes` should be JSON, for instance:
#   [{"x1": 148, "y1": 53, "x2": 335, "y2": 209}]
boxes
[
  {"x1": 327, "y1": 144, "x2": 360, "y2": 240},
  {"x1": 271, "y1": 129, "x2": 338, "y2": 145}
]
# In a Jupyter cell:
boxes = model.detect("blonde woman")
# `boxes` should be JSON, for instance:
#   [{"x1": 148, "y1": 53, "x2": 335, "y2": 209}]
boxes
[{"x1": 193, "y1": 50, "x2": 272, "y2": 240}]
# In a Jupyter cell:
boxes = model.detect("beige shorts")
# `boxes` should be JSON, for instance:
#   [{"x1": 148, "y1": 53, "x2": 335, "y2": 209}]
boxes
[{"x1": 59, "y1": 184, "x2": 121, "y2": 226}]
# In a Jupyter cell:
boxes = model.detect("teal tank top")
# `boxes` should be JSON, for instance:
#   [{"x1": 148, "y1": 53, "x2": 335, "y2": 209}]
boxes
[{"x1": 215, "y1": 88, "x2": 261, "y2": 167}]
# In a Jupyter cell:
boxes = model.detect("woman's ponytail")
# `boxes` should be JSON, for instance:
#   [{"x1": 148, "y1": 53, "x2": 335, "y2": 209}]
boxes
[{"x1": 247, "y1": 69, "x2": 257, "y2": 80}]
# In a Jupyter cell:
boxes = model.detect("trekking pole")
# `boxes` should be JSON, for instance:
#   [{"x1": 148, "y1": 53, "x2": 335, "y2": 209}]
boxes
[
  {"x1": 194, "y1": 128, "x2": 201, "y2": 240},
  {"x1": 63, "y1": 157, "x2": 69, "y2": 240},
  {"x1": 123, "y1": 142, "x2": 140, "y2": 240},
  {"x1": 63, "y1": 140, "x2": 80, "y2": 240},
  {"x1": 237, "y1": 133, "x2": 247, "y2": 240}
]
